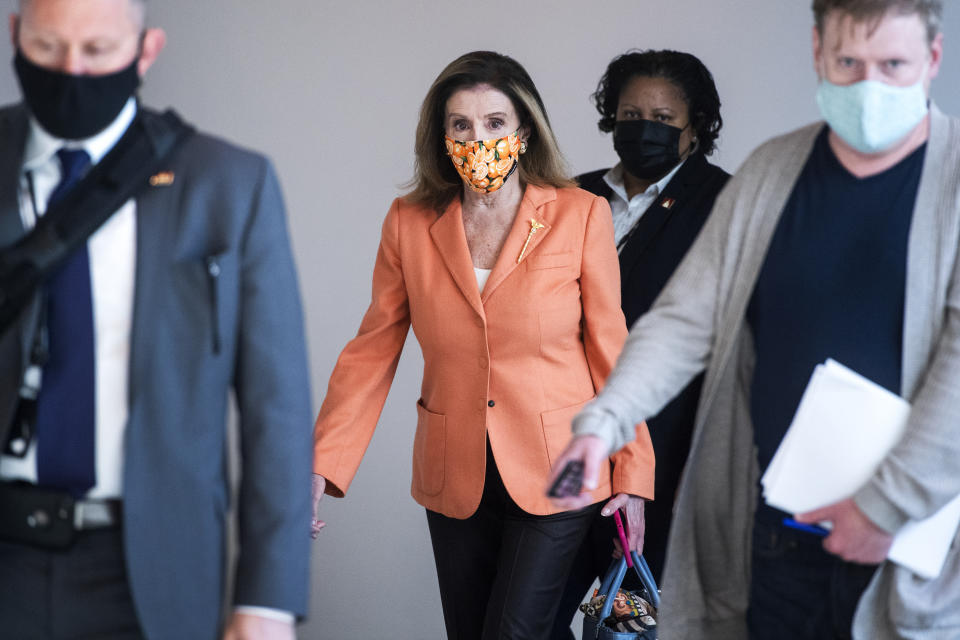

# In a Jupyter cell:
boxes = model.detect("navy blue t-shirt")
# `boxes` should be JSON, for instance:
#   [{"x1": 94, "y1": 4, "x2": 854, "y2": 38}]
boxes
[{"x1": 747, "y1": 128, "x2": 925, "y2": 473}]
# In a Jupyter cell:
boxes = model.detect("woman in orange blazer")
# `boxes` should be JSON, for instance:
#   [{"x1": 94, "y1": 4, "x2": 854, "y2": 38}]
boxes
[{"x1": 311, "y1": 51, "x2": 654, "y2": 639}]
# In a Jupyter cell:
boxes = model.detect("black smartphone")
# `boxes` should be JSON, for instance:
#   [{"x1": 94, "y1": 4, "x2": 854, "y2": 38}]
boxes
[{"x1": 547, "y1": 459, "x2": 584, "y2": 498}]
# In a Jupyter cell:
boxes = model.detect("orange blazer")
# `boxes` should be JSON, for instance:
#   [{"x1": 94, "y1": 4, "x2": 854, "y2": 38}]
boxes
[{"x1": 313, "y1": 184, "x2": 654, "y2": 517}]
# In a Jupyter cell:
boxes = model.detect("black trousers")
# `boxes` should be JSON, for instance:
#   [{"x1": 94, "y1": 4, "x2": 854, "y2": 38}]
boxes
[
  {"x1": 426, "y1": 448, "x2": 600, "y2": 640},
  {"x1": 747, "y1": 506, "x2": 878, "y2": 640},
  {"x1": 0, "y1": 528, "x2": 145, "y2": 639}
]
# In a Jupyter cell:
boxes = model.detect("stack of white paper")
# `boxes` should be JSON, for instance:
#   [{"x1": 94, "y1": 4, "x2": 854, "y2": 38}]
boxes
[{"x1": 761, "y1": 359, "x2": 960, "y2": 579}]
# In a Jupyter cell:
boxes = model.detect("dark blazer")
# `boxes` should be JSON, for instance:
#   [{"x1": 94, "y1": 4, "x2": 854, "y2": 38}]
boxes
[
  {"x1": 0, "y1": 104, "x2": 313, "y2": 639},
  {"x1": 577, "y1": 152, "x2": 730, "y2": 328},
  {"x1": 576, "y1": 152, "x2": 729, "y2": 579}
]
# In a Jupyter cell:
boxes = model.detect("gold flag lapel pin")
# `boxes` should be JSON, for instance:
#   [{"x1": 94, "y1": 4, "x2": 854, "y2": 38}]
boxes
[
  {"x1": 149, "y1": 171, "x2": 175, "y2": 187},
  {"x1": 660, "y1": 197, "x2": 676, "y2": 210}
]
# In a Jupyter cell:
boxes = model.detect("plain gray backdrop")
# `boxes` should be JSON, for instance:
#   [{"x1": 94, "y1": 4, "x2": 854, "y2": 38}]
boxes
[{"x1": 2, "y1": 2, "x2": 958, "y2": 638}]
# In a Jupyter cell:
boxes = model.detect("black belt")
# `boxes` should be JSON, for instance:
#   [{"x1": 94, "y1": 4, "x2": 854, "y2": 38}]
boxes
[{"x1": 0, "y1": 482, "x2": 121, "y2": 549}]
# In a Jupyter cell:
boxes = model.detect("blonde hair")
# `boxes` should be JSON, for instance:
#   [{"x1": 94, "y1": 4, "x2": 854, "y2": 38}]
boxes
[
  {"x1": 20, "y1": 0, "x2": 147, "y2": 26},
  {"x1": 812, "y1": 0, "x2": 941, "y2": 43},
  {"x1": 405, "y1": 51, "x2": 575, "y2": 213}
]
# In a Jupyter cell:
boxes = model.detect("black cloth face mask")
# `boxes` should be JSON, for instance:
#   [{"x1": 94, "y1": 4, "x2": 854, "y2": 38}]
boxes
[
  {"x1": 14, "y1": 49, "x2": 141, "y2": 140},
  {"x1": 613, "y1": 119, "x2": 691, "y2": 181}
]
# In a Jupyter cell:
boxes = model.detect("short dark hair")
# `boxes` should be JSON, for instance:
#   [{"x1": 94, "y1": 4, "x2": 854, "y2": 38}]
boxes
[
  {"x1": 591, "y1": 50, "x2": 723, "y2": 156},
  {"x1": 812, "y1": 0, "x2": 942, "y2": 44},
  {"x1": 405, "y1": 51, "x2": 574, "y2": 213}
]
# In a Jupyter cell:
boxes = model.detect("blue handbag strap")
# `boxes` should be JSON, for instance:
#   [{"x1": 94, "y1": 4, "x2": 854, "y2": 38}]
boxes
[
  {"x1": 631, "y1": 551, "x2": 660, "y2": 609},
  {"x1": 598, "y1": 557, "x2": 624, "y2": 598},
  {"x1": 597, "y1": 552, "x2": 661, "y2": 622}
]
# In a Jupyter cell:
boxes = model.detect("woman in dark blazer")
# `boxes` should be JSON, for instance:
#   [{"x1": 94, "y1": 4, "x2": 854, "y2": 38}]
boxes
[{"x1": 554, "y1": 49, "x2": 730, "y2": 638}]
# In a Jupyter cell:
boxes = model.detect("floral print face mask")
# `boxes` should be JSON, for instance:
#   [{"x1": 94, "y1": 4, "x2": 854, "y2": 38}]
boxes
[{"x1": 445, "y1": 130, "x2": 522, "y2": 194}]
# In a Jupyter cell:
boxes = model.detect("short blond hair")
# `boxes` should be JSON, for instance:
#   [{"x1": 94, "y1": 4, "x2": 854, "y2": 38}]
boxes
[
  {"x1": 19, "y1": 0, "x2": 147, "y2": 26},
  {"x1": 405, "y1": 51, "x2": 575, "y2": 213},
  {"x1": 813, "y1": 0, "x2": 941, "y2": 43}
]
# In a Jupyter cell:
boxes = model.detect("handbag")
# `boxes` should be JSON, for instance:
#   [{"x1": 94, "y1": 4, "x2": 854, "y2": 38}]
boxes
[{"x1": 581, "y1": 550, "x2": 659, "y2": 640}]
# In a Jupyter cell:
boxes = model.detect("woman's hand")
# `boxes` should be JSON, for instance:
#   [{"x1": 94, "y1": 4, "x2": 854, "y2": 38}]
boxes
[
  {"x1": 602, "y1": 493, "x2": 645, "y2": 557},
  {"x1": 310, "y1": 474, "x2": 327, "y2": 539}
]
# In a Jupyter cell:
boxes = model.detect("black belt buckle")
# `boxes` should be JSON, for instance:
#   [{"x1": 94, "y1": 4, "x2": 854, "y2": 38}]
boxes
[{"x1": 0, "y1": 482, "x2": 76, "y2": 549}]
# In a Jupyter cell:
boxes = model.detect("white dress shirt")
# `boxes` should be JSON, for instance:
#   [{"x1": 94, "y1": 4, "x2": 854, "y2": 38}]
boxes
[
  {"x1": 603, "y1": 160, "x2": 685, "y2": 252},
  {"x1": 0, "y1": 100, "x2": 292, "y2": 624},
  {"x1": 474, "y1": 267, "x2": 492, "y2": 293},
  {"x1": 1, "y1": 98, "x2": 138, "y2": 500}
]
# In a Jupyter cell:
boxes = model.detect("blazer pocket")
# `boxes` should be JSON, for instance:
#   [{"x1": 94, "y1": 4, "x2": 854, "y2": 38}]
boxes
[
  {"x1": 540, "y1": 397, "x2": 593, "y2": 468},
  {"x1": 526, "y1": 251, "x2": 575, "y2": 271},
  {"x1": 413, "y1": 399, "x2": 446, "y2": 496},
  {"x1": 172, "y1": 250, "x2": 231, "y2": 356}
]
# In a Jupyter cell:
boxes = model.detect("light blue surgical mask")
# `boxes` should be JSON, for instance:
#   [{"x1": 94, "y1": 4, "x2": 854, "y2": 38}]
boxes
[{"x1": 815, "y1": 76, "x2": 929, "y2": 154}]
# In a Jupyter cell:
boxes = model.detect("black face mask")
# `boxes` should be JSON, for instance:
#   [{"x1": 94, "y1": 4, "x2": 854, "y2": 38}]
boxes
[
  {"x1": 613, "y1": 119, "x2": 691, "y2": 181},
  {"x1": 14, "y1": 49, "x2": 141, "y2": 140}
]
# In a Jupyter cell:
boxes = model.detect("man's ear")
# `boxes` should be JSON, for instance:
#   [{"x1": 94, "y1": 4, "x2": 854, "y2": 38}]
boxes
[
  {"x1": 812, "y1": 25, "x2": 824, "y2": 77},
  {"x1": 9, "y1": 14, "x2": 19, "y2": 50},
  {"x1": 137, "y1": 27, "x2": 166, "y2": 77},
  {"x1": 927, "y1": 31, "x2": 943, "y2": 83}
]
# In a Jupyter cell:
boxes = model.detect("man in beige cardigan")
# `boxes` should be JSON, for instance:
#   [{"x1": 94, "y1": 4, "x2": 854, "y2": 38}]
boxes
[{"x1": 552, "y1": 1, "x2": 960, "y2": 638}]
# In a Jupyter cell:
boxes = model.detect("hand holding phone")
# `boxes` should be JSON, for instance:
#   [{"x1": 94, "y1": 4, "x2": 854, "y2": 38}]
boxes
[{"x1": 547, "y1": 459, "x2": 584, "y2": 498}]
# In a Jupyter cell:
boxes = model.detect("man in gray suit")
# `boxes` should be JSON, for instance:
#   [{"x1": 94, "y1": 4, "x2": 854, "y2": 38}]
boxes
[
  {"x1": 0, "y1": 0, "x2": 312, "y2": 638},
  {"x1": 553, "y1": 0, "x2": 960, "y2": 638}
]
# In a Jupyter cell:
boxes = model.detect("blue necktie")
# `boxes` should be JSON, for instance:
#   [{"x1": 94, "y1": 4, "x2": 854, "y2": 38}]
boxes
[{"x1": 34, "y1": 148, "x2": 97, "y2": 497}]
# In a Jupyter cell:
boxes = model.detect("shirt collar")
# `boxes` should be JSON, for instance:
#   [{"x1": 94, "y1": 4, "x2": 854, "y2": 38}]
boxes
[
  {"x1": 22, "y1": 98, "x2": 138, "y2": 172},
  {"x1": 602, "y1": 159, "x2": 686, "y2": 204}
]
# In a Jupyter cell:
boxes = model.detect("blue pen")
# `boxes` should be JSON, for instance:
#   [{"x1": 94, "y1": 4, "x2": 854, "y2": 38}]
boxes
[{"x1": 782, "y1": 517, "x2": 829, "y2": 537}]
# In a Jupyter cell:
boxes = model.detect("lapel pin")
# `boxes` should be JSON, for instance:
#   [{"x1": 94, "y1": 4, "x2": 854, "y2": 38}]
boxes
[
  {"x1": 149, "y1": 171, "x2": 175, "y2": 187},
  {"x1": 517, "y1": 219, "x2": 546, "y2": 264},
  {"x1": 660, "y1": 197, "x2": 676, "y2": 210}
]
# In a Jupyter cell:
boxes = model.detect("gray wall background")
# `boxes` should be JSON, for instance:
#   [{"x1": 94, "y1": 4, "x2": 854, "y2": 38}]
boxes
[{"x1": 2, "y1": 2, "x2": 958, "y2": 638}]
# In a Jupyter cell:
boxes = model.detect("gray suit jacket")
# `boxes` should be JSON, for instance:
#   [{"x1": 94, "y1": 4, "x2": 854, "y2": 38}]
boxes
[
  {"x1": 0, "y1": 104, "x2": 313, "y2": 639},
  {"x1": 575, "y1": 106, "x2": 960, "y2": 638}
]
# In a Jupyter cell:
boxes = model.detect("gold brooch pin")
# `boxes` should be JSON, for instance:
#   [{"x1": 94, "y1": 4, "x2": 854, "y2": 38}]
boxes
[
  {"x1": 149, "y1": 171, "x2": 175, "y2": 187},
  {"x1": 517, "y1": 219, "x2": 546, "y2": 264}
]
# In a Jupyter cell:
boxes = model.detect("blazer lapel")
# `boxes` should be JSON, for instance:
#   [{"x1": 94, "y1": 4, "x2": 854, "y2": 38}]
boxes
[
  {"x1": 902, "y1": 105, "x2": 956, "y2": 398},
  {"x1": 482, "y1": 185, "x2": 555, "y2": 303},
  {"x1": 0, "y1": 107, "x2": 30, "y2": 437},
  {"x1": 0, "y1": 107, "x2": 28, "y2": 249},
  {"x1": 0, "y1": 107, "x2": 38, "y2": 364},
  {"x1": 618, "y1": 154, "x2": 708, "y2": 279},
  {"x1": 617, "y1": 195, "x2": 676, "y2": 278},
  {"x1": 429, "y1": 199, "x2": 485, "y2": 318},
  {"x1": 127, "y1": 161, "x2": 180, "y2": 402}
]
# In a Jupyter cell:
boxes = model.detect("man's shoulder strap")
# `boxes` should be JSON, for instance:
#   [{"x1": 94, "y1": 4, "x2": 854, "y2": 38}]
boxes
[
  {"x1": 0, "y1": 108, "x2": 195, "y2": 332},
  {"x1": 54, "y1": 108, "x2": 195, "y2": 241},
  {"x1": 139, "y1": 108, "x2": 194, "y2": 160}
]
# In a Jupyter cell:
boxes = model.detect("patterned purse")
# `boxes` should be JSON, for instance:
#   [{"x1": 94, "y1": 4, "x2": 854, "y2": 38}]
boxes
[
  {"x1": 581, "y1": 510, "x2": 659, "y2": 639},
  {"x1": 580, "y1": 551, "x2": 659, "y2": 639}
]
